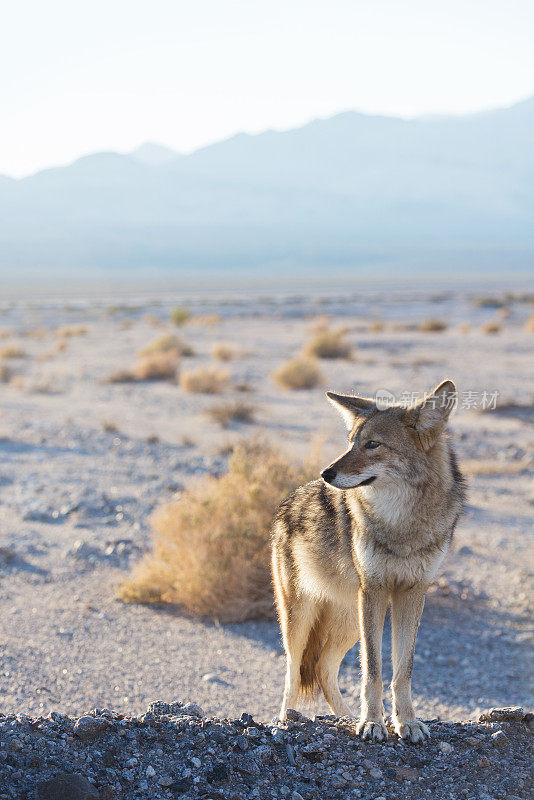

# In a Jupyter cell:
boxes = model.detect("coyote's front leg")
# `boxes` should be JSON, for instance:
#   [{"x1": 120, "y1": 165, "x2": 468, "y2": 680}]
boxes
[
  {"x1": 390, "y1": 585, "x2": 430, "y2": 743},
  {"x1": 356, "y1": 586, "x2": 388, "y2": 741}
]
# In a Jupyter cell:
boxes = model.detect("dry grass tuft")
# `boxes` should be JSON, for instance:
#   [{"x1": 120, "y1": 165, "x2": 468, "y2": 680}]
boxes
[
  {"x1": 0, "y1": 364, "x2": 12, "y2": 382},
  {"x1": 368, "y1": 319, "x2": 385, "y2": 333},
  {"x1": 524, "y1": 313, "x2": 534, "y2": 333},
  {"x1": 212, "y1": 342, "x2": 237, "y2": 361},
  {"x1": 55, "y1": 325, "x2": 88, "y2": 338},
  {"x1": 481, "y1": 321, "x2": 502, "y2": 335},
  {"x1": 418, "y1": 318, "x2": 447, "y2": 333},
  {"x1": 0, "y1": 345, "x2": 26, "y2": 359},
  {"x1": 105, "y1": 369, "x2": 136, "y2": 384},
  {"x1": 138, "y1": 333, "x2": 193, "y2": 358},
  {"x1": 272, "y1": 357, "x2": 323, "y2": 390},
  {"x1": 118, "y1": 440, "x2": 318, "y2": 620},
  {"x1": 191, "y1": 314, "x2": 222, "y2": 326},
  {"x1": 55, "y1": 339, "x2": 68, "y2": 352},
  {"x1": 170, "y1": 307, "x2": 190, "y2": 326},
  {"x1": 206, "y1": 401, "x2": 256, "y2": 428},
  {"x1": 131, "y1": 352, "x2": 179, "y2": 381},
  {"x1": 180, "y1": 365, "x2": 229, "y2": 394},
  {"x1": 304, "y1": 327, "x2": 352, "y2": 359}
]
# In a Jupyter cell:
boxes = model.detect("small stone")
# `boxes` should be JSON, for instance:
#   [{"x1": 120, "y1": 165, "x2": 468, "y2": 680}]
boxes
[
  {"x1": 9, "y1": 737, "x2": 23, "y2": 751},
  {"x1": 331, "y1": 776, "x2": 347, "y2": 789},
  {"x1": 158, "y1": 776, "x2": 174, "y2": 787},
  {"x1": 477, "y1": 756, "x2": 491, "y2": 767},
  {"x1": 35, "y1": 773, "x2": 99, "y2": 800},
  {"x1": 491, "y1": 730, "x2": 509, "y2": 749},
  {"x1": 368, "y1": 767, "x2": 383, "y2": 779},
  {"x1": 182, "y1": 702, "x2": 204, "y2": 717},
  {"x1": 191, "y1": 756, "x2": 202, "y2": 768},
  {"x1": 145, "y1": 765, "x2": 156, "y2": 777},
  {"x1": 285, "y1": 743, "x2": 296, "y2": 766},
  {"x1": 438, "y1": 740, "x2": 454, "y2": 754},
  {"x1": 292, "y1": 793, "x2": 305, "y2": 800},
  {"x1": 481, "y1": 706, "x2": 524, "y2": 723},
  {"x1": 395, "y1": 766, "x2": 420, "y2": 781},
  {"x1": 73, "y1": 715, "x2": 109, "y2": 741},
  {"x1": 285, "y1": 709, "x2": 309, "y2": 723}
]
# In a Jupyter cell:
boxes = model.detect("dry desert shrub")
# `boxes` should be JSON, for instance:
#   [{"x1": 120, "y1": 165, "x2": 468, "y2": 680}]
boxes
[
  {"x1": 305, "y1": 327, "x2": 352, "y2": 359},
  {"x1": 55, "y1": 339, "x2": 67, "y2": 352},
  {"x1": 170, "y1": 307, "x2": 190, "y2": 326},
  {"x1": 105, "y1": 369, "x2": 136, "y2": 384},
  {"x1": 191, "y1": 314, "x2": 222, "y2": 326},
  {"x1": 180, "y1": 365, "x2": 229, "y2": 394},
  {"x1": 368, "y1": 319, "x2": 385, "y2": 333},
  {"x1": 0, "y1": 364, "x2": 12, "y2": 382},
  {"x1": 206, "y1": 401, "x2": 255, "y2": 427},
  {"x1": 481, "y1": 321, "x2": 502, "y2": 335},
  {"x1": 418, "y1": 318, "x2": 447, "y2": 333},
  {"x1": 212, "y1": 342, "x2": 236, "y2": 361},
  {"x1": 118, "y1": 440, "x2": 318, "y2": 620},
  {"x1": 272, "y1": 357, "x2": 323, "y2": 390},
  {"x1": 524, "y1": 313, "x2": 534, "y2": 333},
  {"x1": 131, "y1": 352, "x2": 179, "y2": 381},
  {"x1": 55, "y1": 325, "x2": 88, "y2": 337},
  {"x1": 138, "y1": 333, "x2": 193, "y2": 358},
  {"x1": 0, "y1": 345, "x2": 26, "y2": 359}
]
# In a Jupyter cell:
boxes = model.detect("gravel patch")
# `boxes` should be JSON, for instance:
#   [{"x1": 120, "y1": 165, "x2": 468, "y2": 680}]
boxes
[{"x1": 0, "y1": 705, "x2": 532, "y2": 800}]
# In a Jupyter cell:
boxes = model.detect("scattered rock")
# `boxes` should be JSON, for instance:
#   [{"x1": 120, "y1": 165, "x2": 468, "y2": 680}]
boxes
[
  {"x1": 491, "y1": 730, "x2": 509, "y2": 749},
  {"x1": 480, "y1": 706, "x2": 524, "y2": 723},
  {"x1": 73, "y1": 715, "x2": 109, "y2": 741},
  {"x1": 35, "y1": 773, "x2": 99, "y2": 800},
  {"x1": 438, "y1": 740, "x2": 454, "y2": 754}
]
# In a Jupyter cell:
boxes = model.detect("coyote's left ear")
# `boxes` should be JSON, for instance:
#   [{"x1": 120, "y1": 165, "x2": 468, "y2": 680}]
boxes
[
  {"x1": 326, "y1": 392, "x2": 374, "y2": 430},
  {"x1": 406, "y1": 380, "x2": 457, "y2": 450}
]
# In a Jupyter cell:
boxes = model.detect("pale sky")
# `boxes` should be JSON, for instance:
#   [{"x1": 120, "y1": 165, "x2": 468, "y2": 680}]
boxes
[{"x1": 2, "y1": 0, "x2": 533, "y2": 177}]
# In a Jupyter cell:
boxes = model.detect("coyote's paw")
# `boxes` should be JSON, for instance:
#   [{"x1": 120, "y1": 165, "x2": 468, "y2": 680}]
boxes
[
  {"x1": 356, "y1": 719, "x2": 388, "y2": 742},
  {"x1": 394, "y1": 719, "x2": 430, "y2": 743}
]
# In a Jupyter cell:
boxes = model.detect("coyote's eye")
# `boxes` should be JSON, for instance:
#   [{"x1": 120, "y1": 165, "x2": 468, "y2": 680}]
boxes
[{"x1": 365, "y1": 440, "x2": 381, "y2": 449}]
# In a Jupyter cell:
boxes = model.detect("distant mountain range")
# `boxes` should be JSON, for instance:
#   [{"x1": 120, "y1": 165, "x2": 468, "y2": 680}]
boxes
[{"x1": 1, "y1": 97, "x2": 533, "y2": 280}]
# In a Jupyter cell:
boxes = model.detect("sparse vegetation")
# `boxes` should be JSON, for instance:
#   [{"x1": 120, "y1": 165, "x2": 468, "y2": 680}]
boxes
[
  {"x1": 191, "y1": 314, "x2": 222, "y2": 326},
  {"x1": 206, "y1": 401, "x2": 255, "y2": 428},
  {"x1": 272, "y1": 357, "x2": 323, "y2": 390},
  {"x1": 55, "y1": 340, "x2": 67, "y2": 352},
  {"x1": 471, "y1": 296, "x2": 508, "y2": 309},
  {"x1": 55, "y1": 325, "x2": 88, "y2": 337},
  {"x1": 418, "y1": 318, "x2": 447, "y2": 333},
  {"x1": 0, "y1": 345, "x2": 26, "y2": 359},
  {"x1": 0, "y1": 364, "x2": 11, "y2": 382},
  {"x1": 105, "y1": 369, "x2": 136, "y2": 384},
  {"x1": 138, "y1": 333, "x2": 193, "y2": 358},
  {"x1": 368, "y1": 319, "x2": 385, "y2": 332},
  {"x1": 481, "y1": 321, "x2": 502, "y2": 335},
  {"x1": 118, "y1": 440, "x2": 317, "y2": 620},
  {"x1": 131, "y1": 352, "x2": 179, "y2": 381},
  {"x1": 212, "y1": 342, "x2": 236, "y2": 361},
  {"x1": 170, "y1": 307, "x2": 190, "y2": 326},
  {"x1": 179, "y1": 365, "x2": 229, "y2": 394},
  {"x1": 304, "y1": 327, "x2": 352, "y2": 359}
]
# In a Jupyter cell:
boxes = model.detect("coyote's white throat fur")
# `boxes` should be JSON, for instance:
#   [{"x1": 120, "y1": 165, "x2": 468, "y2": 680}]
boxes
[{"x1": 271, "y1": 380, "x2": 466, "y2": 743}]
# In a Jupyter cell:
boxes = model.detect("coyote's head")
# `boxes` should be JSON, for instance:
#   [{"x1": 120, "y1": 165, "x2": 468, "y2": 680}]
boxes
[{"x1": 321, "y1": 380, "x2": 456, "y2": 490}]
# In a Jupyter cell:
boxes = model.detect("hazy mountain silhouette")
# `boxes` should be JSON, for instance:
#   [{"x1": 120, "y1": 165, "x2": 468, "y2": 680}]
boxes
[{"x1": 1, "y1": 97, "x2": 533, "y2": 279}]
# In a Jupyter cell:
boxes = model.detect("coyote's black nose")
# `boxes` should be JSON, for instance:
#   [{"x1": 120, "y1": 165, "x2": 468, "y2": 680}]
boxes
[{"x1": 321, "y1": 467, "x2": 337, "y2": 483}]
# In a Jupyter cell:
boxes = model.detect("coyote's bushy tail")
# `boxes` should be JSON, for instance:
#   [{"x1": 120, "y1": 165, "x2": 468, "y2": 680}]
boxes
[{"x1": 299, "y1": 612, "x2": 324, "y2": 699}]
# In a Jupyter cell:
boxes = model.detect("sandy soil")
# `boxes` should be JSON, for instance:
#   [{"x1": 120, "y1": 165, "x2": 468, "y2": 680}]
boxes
[{"x1": 0, "y1": 285, "x2": 532, "y2": 723}]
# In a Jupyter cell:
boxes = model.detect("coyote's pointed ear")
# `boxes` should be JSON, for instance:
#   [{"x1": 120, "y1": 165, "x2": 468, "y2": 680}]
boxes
[
  {"x1": 406, "y1": 380, "x2": 457, "y2": 450},
  {"x1": 326, "y1": 392, "x2": 375, "y2": 430}
]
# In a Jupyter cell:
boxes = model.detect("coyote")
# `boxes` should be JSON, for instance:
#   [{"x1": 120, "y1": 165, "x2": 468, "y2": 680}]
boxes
[{"x1": 272, "y1": 380, "x2": 465, "y2": 742}]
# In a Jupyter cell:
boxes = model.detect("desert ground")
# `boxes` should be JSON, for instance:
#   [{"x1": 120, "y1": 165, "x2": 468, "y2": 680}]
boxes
[{"x1": 0, "y1": 282, "x2": 532, "y2": 726}]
